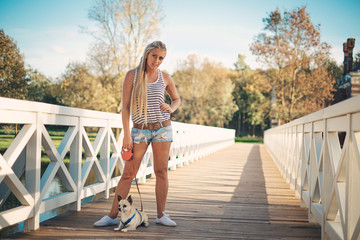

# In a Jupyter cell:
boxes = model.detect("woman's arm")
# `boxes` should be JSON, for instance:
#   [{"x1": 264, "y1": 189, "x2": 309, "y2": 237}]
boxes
[
  {"x1": 122, "y1": 69, "x2": 135, "y2": 149},
  {"x1": 161, "y1": 71, "x2": 181, "y2": 114}
]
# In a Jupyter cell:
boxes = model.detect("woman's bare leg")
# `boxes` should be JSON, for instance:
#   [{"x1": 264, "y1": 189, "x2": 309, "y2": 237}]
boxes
[
  {"x1": 151, "y1": 141, "x2": 172, "y2": 218},
  {"x1": 108, "y1": 142, "x2": 148, "y2": 218}
]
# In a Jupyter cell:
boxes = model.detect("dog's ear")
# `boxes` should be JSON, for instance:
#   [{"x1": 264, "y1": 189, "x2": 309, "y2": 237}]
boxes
[
  {"x1": 127, "y1": 195, "x2": 133, "y2": 205},
  {"x1": 117, "y1": 195, "x2": 122, "y2": 202}
]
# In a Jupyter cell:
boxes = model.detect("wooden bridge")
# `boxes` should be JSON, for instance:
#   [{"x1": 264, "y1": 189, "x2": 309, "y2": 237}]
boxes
[
  {"x1": 1, "y1": 96, "x2": 360, "y2": 239},
  {"x1": 7, "y1": 144, "x2": 321, "y2": 239}
]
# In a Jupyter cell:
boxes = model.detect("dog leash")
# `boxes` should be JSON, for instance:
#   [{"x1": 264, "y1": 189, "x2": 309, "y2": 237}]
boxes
[
  {"x1": 122, "y1": 147, "x2": 144, "y2": 211},
  {"x1": 131, "y1": 160, "x2": 144, "y2": 211}
]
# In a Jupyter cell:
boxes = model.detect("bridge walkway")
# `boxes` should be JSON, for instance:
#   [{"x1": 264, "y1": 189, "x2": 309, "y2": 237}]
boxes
[{"x1": 8, "y1": 144, "x2": 321, "y2": 239}]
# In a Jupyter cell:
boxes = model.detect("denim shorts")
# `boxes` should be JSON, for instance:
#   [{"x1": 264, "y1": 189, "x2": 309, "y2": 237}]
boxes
[{"x1": 131, "y1": 126, "x2": 173, "y2": 144}]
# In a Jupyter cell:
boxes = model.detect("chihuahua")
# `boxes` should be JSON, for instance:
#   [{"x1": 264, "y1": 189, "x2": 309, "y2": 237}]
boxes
[{"x1": 114, "y1": 195, "x2": 149, "y2": 232}]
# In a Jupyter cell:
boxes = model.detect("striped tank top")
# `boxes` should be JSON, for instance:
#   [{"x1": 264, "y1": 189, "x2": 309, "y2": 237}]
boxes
[{"x1": 131, "y1": 69, "x2": 171, "y2": 124}]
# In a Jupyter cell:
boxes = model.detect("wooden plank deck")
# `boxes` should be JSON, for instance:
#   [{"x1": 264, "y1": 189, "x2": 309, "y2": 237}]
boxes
[{"x1": 6, "y1": 144, "x2": 321, "y2": 239}]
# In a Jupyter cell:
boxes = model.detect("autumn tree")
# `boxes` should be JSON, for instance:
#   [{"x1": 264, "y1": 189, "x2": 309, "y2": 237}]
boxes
[
  {"x1": 172, "y1": 54, "x2": 237, "y2": 127},
  {"x1": 83, "y1": 0, "x2": 164, "y2": 113},
  {"x1": 250, "y1": 6, "x2": 335, "y2": 122},
  {"x1": 0, "y1": 29, "x2": 29, "y2": 99},
  {"x1": 56, "y1": 62, "x2": 115, "y2": 111}
]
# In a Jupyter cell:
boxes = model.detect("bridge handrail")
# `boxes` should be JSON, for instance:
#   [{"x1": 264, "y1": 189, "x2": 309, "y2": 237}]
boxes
[
  {"x1": 264, "y1": 95, "x2": 360, "y2": 240},
  {"x1": 0, "y1": 97, "x2": 235, "y2": 231}
]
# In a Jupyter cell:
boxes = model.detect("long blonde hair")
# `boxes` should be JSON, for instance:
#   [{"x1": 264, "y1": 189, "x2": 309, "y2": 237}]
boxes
[{"x1": 131, "y1": 41, "x2": 167, "y2": 123}]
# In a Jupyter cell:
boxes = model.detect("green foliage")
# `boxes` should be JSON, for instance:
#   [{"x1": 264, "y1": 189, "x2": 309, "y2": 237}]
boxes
[
  {"x1": 26, "y1": 66, "x2": 60, "y2": 104},
  {"x1": 325, "y1": 60, "x2": 343, "y2": 84},
  {"x1": 230, "y1": 54, "x2": 271, "y2": 136},
  {"x1": 0, "y1": 29, "x2": 29, "y2": 99},
  {"x1": 235, "y1": 136, "x2": 264, "y2": 144}
]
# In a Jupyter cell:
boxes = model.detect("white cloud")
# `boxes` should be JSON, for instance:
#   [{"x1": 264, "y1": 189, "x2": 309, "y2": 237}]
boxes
[
  {"x1": 64, "y1": 30, "x2": 77, "y2": 39},
  {"x1": 51, "y1": 46, "x2": 68, "y2": 54}
]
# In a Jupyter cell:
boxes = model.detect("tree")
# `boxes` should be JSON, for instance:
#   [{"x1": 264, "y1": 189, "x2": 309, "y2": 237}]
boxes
[
  {"x1": 354, "y1": 51, "x2": 360, "y2": 70},
  {"x1": 250, "y1": 6, "x2": 335, "y2": 122},
  {"x1": 172, "y1": 54, "x2": 237, "y2": 127},
  {"x1": 56, "y1": 62, "x2": 116, "y2": 111},
  {"x1": 230, "y1": 54, "x2": 252, "y2": 136},
  {"x1": 325, "y1": 60, "x2": 343, "y2": 83},
  {"x1": 26, "y1": 66, "x2": 59, "y2": 104},
  {"x1": 230, "y1": 54, "x2": 271, "y2": 136},
  {"x1": 245, "y1": 69, "x2": 272, "y2": 134},
  {"x1": 0, "y1": 29, "x2": 29, "y2": 99},
  {"x1": 83, "y1": 0, "x2": 164, "y2": 113}
]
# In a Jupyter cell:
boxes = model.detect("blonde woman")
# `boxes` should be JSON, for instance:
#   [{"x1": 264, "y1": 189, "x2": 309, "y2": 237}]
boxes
[{"x1": 94, "y1": 41, "x2": 180, "y2": 227}]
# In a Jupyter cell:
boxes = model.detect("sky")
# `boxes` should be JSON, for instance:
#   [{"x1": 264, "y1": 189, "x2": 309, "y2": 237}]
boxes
[{"x1": 1, "y1": 0, "x2": 359, "y2": 79}]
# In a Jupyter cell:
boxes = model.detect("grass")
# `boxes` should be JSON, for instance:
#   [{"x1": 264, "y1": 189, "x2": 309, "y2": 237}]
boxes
[
  {"x1": 235, "y1": 136, "x2": 264, "y2": 144},
  {"x1": 0, "y1": 128, "x2": 98, "y2": 160},
  {"x1": 0, "y1": 138, "x2": 14, "y2": 150}
]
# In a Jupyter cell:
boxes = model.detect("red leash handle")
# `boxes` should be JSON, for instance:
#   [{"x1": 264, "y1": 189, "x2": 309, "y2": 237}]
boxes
[
  {"x1": 121, "y1": 147, "x2": 143, "y2": 211},
  {"x1": 121, "y1": 147, "x2": 133, "y2": 161}
]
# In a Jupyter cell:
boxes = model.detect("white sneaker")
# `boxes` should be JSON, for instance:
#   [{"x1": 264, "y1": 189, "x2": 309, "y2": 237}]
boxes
[
  {"x1": 94, "y1": 215, "x2": 118, "y2": 227},
  {"x1": 156, "y1": 212, "x2": 177, "y2": 227}
]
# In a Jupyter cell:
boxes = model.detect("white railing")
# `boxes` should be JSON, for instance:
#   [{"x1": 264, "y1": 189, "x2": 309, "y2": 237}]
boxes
[
  {"x1": 0, "y1": 97, "x2": 235, "y2": 231},
  {"x1": 264, "y1": 95, "x2": 360, "y2": 240}
]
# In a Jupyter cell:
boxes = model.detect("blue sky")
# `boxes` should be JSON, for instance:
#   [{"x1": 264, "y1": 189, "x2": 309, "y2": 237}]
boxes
[{"x1": 1, "y1": 0, "x2": 359, "y2": 78}]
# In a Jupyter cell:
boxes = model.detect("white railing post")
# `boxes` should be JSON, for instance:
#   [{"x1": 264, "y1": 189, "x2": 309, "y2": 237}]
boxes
[
  {"x1": 100, "y1": 123, "x2": 110, "y2": 199},
  {"x1": 348, "y1": 112, "x2": 360, "y2": 240},
  {"x1": 24, "y1": 114, "x2": 41, "y2": 231},
  {"x1": 69, "y1": 117, "x2": 82, "y2": 211}
]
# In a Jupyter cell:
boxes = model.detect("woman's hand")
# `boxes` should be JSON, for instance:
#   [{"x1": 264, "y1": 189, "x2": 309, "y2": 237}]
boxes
[
  {"x1": 160, "y1": 103, "x2": 173, "y2": 113},
  {"x1": 122, "y1": 133, "x2": 133, "y2": 150}
]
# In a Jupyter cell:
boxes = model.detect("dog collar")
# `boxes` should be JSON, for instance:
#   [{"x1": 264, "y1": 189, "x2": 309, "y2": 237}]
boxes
[{"x1": 121, "y1": 209, "x2": 142, "y2": 227}]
